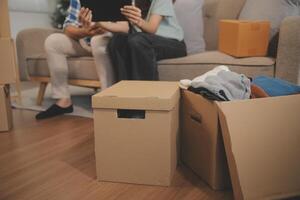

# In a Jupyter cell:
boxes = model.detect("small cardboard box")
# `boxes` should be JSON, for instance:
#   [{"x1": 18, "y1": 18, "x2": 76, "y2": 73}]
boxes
[
  {"x1": 182, "y1": 90, "x2": 300, "y2": 199},
  {"x1": 181, "y1": 90, "x2": 231, "y2": 190},
  {"x1": 218, "y1": 20, "x2": 270, "y2": 57},
  {"x1": 0, "y1": 0, "x2": 11, "y2": 37},
  {"x1": 0, "y1": 85, "x2": 12, "y2": 132},
  {"x1": 0, "y1": 38, "x2": 17, "y2": 84},
  {"x1": 92, "y1": 81, "x2": 180, "y2": 186}
]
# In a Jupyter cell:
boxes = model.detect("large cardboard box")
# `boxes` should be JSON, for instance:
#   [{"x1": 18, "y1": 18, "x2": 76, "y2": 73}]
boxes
[
  {"x1": 0, "y1": 85, "x2": 12, "y2": 132},
  {"x1": 0, "y1": 0, "x2": 11, "y2": 37},
  {"x1": 182, "y1": 90, "x2": 300, "y2": 199},
  {"x1": 0, "y1": 38, "x2": 17, "y2": 84},
  {"x1": 92, "y1": 81, "x2": 180, "y2": 186},
  {"x1": 218, "y1": 20, "x2": 270, "y2": 57},
  {"x1": 181, "y1": 90, "x2": 231, "y2": 190}
]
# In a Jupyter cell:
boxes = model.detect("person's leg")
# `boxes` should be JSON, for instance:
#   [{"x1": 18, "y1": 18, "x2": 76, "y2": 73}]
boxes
[
  {"x1": 90, "y1": 33, "x2": 115, "y2": 90},
  {"x1": 106, "y1": 33, "x2": 131, "y2": 81},
  {"x1": 45, "y1": 33, "x2": 91, "y2": 103},
  {"x1": 36, "y1": 33, "x2": 91, "y2": 120},
  {"x1": 127, "y1": 32, "x2": 187, "y2": 80}
]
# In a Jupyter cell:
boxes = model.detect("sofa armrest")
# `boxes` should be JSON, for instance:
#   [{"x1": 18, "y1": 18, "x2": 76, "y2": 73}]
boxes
[
  {"x1": 275, "y1": 16, "x2": 300, "y2": 84},
  {"x1": 16, "y1": 28, "x2": 62, "y2": 80}
]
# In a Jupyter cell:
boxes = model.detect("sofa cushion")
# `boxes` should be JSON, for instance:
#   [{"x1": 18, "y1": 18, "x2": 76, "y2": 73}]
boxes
[
  {"x1": 158, "y1": 51, "x2": 275, "y2": 66},
  {"x1": 26, "y1": 54, "x2": 99, "y2": 80},
  {"x1": 27, "y1": 51, "x2": 275, "y2": 83},
  {"x1": 174, "y1": 0, "x2": 205, "y2": 54},
  {"x1": 158, "y1": 51, "x2": 275, "y2": 81}
]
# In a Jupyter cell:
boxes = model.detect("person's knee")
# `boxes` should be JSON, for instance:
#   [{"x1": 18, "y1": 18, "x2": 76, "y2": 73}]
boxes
[
  {"x1": 127, "y1": 33, "x2": 149, "y2": 49},
  {"x1": 91, "y1": 35, "x2": 110, "y2": 48},
  {"x1": 90, "y1": 35, "x2": 110, "y2": 55},
  {"x1": 44, "y1": 33, "x2": 68, "y2": 53}
]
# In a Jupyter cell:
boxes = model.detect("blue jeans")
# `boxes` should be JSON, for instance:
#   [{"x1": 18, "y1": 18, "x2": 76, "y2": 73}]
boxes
[{"x1": 107, "y1": 32, "x2": 187, "y2": 81}]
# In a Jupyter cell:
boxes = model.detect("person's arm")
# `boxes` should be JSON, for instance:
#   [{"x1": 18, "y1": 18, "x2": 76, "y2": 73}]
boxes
[
  {"x1": 96, "y1": 21, "x2": 130, "y2": 33},
  {"x1": 64, "y1": 7, "x2": 106, "y2": 40},
  {"x1": 64, "y1": 26, "x2": 91, "y2": 40},
  {"x1": 121, "y1": 5, "x2": 163, "y2": 34}
]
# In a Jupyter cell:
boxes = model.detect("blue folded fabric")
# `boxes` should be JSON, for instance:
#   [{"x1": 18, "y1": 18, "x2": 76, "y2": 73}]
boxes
[{"x1": 252, "y1": 76, "x2": 300, "y2": 96}]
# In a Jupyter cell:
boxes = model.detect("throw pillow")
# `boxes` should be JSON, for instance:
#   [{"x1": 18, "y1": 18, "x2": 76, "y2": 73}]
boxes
[
  {"x1": 174, "y1": 0, "x2": 205, "y2": 55},
  {"x1": 238, "y1": 0, "x2": 289, "y2": 39},
  {"x1": 285, "y1": 0, "x2": 300, "y2": 16},
  {"x1": 239, "y1": 0, "x2": 300, "y2": 57}
]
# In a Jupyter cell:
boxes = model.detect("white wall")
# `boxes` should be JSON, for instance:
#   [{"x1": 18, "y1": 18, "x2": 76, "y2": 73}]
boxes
[{"x1": 8, "y1": 0, "x2": 57, "y2": 38}]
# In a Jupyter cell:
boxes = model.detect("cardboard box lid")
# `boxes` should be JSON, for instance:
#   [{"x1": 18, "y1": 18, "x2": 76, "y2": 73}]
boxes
[
  {"x1": 216, "y1": 95, "x2": 300, "y2": 200},
  {"x1": 92, "y1": 81, "x2": 180, "y2": 111}
]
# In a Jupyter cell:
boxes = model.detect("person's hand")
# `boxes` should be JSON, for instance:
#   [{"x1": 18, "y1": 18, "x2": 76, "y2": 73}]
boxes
[
  {"x1": 85, "y1": 22, "x2": 107, "y2": 36},
  {"x1": 79, "y1": 7, "x2": 92, "y2": 28},
  {"x1": 79, "y1": 8, "x2": 106, "y2": 36},
  {"x1": 121, "y1": 5, "x2": 144, "y2": 27}
]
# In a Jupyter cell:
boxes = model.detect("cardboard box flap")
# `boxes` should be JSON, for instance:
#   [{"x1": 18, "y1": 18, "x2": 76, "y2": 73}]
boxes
[
  {"x1": 92, "y1": 81, "x2": 180, "y2": 111},
  {"x1": 216, "y1": 95, "x2": 300, "y2": 200}
]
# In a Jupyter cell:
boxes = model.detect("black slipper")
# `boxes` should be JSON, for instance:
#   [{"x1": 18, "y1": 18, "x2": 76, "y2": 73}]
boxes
[{"x1": 35, "y1": 104, "x2": 73, "y2": 120}]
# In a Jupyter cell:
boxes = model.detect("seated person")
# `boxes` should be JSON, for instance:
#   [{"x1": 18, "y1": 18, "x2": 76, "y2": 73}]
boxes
[
  {"x1": 36, "y1": 0, "x2": 119, "y2": 120},
  {"x1": 37, "y1": 0, "x2": 186, "y2": 120},
  {"x1": 106, "y1": 0, "x2": 187, "y2": 81}
]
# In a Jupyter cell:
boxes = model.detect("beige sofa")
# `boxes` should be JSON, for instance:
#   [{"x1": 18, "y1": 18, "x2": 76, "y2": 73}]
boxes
[{"x1": 16, "y1": 0, "x2": 300, "y2": 105}]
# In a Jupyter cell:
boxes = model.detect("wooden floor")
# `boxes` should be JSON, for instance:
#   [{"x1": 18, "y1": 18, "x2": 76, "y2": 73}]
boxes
[{"x1": 0, "y1": 109, "x2": 233, "y2": 200}]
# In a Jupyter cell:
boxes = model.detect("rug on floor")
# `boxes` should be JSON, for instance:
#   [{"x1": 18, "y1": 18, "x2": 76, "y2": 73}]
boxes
[{"x1": 11, "y1": 84, "x2": 96, "y2": 118}]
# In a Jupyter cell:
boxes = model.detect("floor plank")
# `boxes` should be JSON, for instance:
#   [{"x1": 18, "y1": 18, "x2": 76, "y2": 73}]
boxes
[{"x1": 0, "y1": 109, "x2": 233, "y2": 200}]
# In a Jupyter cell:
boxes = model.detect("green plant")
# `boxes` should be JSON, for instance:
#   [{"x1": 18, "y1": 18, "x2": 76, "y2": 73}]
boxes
[{"x1": 51, "y1": 0, "x2": 70, "y2": 29}]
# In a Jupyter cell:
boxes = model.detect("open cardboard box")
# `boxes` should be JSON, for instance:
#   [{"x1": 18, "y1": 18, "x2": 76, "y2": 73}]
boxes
[{"x1": 182, "y1": 90, "x2": 300, "y2": 199}]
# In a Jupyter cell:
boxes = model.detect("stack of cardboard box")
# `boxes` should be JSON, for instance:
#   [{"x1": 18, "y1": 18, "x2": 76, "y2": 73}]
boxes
[{"x1": 0, "y1": 0, "x2": 17, "y2": 132}]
